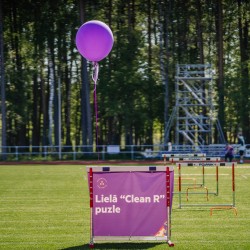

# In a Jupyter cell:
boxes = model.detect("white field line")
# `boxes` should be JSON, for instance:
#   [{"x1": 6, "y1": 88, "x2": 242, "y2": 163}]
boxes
[{"x1": 241, "y1": 175, "x2": 248, "y2": 179}]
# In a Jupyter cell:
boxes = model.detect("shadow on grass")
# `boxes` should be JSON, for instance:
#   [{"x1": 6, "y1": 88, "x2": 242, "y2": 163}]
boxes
[{"x1": 62, "y1": 242, "x2": 167, "y2": 249}]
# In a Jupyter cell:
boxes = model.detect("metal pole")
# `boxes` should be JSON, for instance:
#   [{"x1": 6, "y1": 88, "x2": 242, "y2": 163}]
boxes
[
  {"x1": 89, "y1": 168, "x2": 94, "y2": 247},
  {"x1": 202, "y1": 165, "x2": 205, "y2": 186},
  {"x1": 178, "y1": 163, "x2": 182, "y2": 208},
  {"x1": 232, "y1": 163, "x2": 235, "y2": 207},
  {"x1": 166, "y1": 167, "x2": 174, "y2": 246},
  {"x1": 216, "y1": 165, "x2": 219, "y2": 196}
]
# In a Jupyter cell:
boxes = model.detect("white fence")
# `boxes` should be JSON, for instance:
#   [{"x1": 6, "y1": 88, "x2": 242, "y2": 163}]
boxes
[{"x1": 0, "y1": 144, "x2": 249, "y2": 161}]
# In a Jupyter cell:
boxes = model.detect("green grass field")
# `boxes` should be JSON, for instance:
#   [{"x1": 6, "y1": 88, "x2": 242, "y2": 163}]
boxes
[{"x1": 0, "y1": 164, "x2": 250, "y2": 249}]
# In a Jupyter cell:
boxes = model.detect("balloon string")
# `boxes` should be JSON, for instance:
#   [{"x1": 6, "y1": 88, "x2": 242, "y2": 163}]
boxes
[{"x1": 92, "y1": 62, "x2": 99, "y2": 160}]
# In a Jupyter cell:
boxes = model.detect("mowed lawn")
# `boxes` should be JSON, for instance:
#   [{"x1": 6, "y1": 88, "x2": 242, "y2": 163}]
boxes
[{"x1": 0, "y1": 163, "x2": 250, "y2": 249}]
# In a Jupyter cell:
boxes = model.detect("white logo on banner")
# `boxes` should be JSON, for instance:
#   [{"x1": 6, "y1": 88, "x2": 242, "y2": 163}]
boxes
[{"x1": 97, "y1": 178, "x2": 108, "y2": 189}]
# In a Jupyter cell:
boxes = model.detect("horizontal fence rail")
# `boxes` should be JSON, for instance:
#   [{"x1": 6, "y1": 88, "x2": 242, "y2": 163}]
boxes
[{"x1": 0, "y1": 144, "x2": 249, "y2": 161}]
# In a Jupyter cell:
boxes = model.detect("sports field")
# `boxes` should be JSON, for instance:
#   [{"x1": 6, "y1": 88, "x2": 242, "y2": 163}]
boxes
[{"x1": 0, "y1": 163, "x2": 249, "y2": 249}]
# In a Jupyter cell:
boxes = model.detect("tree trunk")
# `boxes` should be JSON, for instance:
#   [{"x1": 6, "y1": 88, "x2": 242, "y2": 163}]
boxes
[
  {"x1": 158, "y1": 0, "x2": 170, "y2": 145},
  {"x1": 32, "y1": 73, "x2": 41, "y2": 147},
  {"x1": 79, "y1": 0, "x2": 92, "y2": 150},
  {"x1": 0, "y1": 0, "x2": 6, "y2": 159},
  {"x1": 63, "y1": 37, "x2": 72, "y2": 147},
  {"x1": 238, "y1": 0, "x2": 250, "y2": 140},
  {"x1": 146, "y1": 0, "x2": 153, "y2": 145},
  {"x1": 215, "y1": 0, "x2": 225, "y2": 141},
  {"x1": 48, "y1": 46, "x2": 55, "y2": 146}
]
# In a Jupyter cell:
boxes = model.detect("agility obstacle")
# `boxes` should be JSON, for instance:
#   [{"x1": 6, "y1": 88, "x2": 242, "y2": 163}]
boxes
[
  {"x1": 162, "y1": 153, "x2": 220, "y2": 164},
  {"x1": 162, "y1": 153, "x2": 220, "y2": 189},
  {"x1": 86, "y1": 166, "x2": 175, "y2": 248},
  {"x1": 162, "y1": 153, "x2": 206, "y2": 158},
  {"x1": 162, "y1": 153, "x2": 237, "y2": 215},
  {"x1": 176, "y1": 162, "x2": 237, "y2": 215}
]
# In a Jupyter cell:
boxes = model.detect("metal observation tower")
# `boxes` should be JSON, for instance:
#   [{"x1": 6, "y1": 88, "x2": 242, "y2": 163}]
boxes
[{"x1": 165, "y1": 64, "x2": 225, "y2": 147}]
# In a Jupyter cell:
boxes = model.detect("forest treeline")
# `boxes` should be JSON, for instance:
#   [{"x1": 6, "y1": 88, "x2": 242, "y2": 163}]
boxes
[{"x1": 0, "y1": 0, "x2": 249, "y2": 152}]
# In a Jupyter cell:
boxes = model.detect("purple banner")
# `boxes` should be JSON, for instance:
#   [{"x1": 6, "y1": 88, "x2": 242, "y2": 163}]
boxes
[{"x1": 90, "y1": 171, "x2": 174, "y2": 236}]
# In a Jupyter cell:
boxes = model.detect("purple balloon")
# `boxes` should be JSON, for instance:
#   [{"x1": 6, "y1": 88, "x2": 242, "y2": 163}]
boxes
[{"x1": 76, "y1": 20, "x2": 114, "y2": 62}]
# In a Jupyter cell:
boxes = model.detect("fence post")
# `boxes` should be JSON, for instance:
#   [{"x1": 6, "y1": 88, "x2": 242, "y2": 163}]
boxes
[
  {"x1": 44, "y1": 146, "x2": 47, "y2": 160},
  {"x1": 15, "y1": 146, "x2": 18, "y2": 161},
  {"x1": 102, "y1": 145, "x2": 105, "y2": 160},
  {"x1": 131, "y1": 145, "x2": 134, "y2": 160}
]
